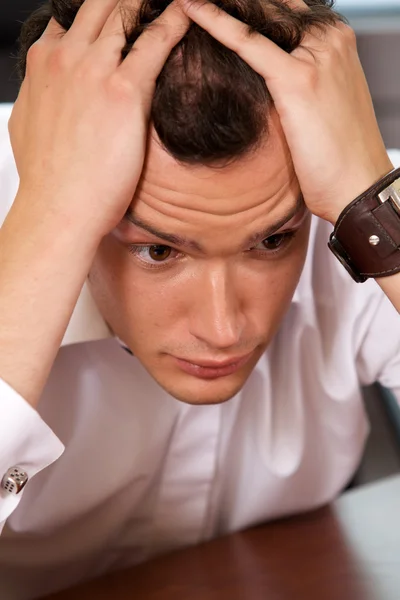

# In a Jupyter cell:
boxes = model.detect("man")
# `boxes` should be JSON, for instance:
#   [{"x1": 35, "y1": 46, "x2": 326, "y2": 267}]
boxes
[{"x1": 1, "y1": 0, "x2": 400, "y2": 597}]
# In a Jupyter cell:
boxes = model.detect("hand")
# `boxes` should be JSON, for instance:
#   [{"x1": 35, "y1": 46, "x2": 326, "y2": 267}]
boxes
[
  {"x1": 9, "y1": 0, "x2": 189, "y2": 237},
  {"x1": 179, "y1": 0, "x2": 393, "y2": 224}
]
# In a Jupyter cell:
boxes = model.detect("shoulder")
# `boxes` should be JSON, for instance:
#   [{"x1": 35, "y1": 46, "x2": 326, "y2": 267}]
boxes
[{"x1": 0, "y1": 104, "x2": 19, "y2": 227}]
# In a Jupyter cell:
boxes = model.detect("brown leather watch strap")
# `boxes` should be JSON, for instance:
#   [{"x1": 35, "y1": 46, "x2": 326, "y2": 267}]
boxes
[{"x1": 328, "y1": 167, "x2": 400, "y2": 283}]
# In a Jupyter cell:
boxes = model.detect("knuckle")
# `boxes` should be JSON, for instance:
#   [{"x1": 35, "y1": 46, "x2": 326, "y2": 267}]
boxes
[
  {"x1": 140, "y1": 22, "x2": 171, "y2": 47},
  {"x1": 107, "y1": 73, "x2": 136, "y2": 102},
  {"x1": 234, "y1": 24, "x2": 255, "y2": 52},
  {"x1": 330, "y1": 25, "x2": 356, "y2": 53},
  {"x1": 153, "y1": 24, "x2": 171, "y2": 46},
  {"x1": 330, "y1": 28, "x2": 345, "y2": 51},
  {"x1": 298, "y1": 63, "x2": 318, "y2": 88},
  {"x1": 47, "y1": 43, "x2": 74, "y2": 73},
  {"x1": 25, "y1": 41, "x2": 47, "y2": 70},
  {"x1": 343, "y1": 24, "x2": 357, "y2": 46}
]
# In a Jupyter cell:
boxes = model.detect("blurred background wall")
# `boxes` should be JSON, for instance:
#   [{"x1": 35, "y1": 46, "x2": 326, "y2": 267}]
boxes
[{"x1": 336, "y1": 0, "x2": 400, "y2": 148}]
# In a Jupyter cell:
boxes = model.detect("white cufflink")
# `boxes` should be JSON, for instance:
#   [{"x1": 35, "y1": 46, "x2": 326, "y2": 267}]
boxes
[{"x1": 1, "y1": 467, "x2": 28, "y2": 495}]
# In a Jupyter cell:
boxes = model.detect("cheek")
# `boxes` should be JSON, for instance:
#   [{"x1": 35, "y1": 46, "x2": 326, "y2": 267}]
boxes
[
  {"x1": 244, "y1": 226, "x2": 310, "y2": 320},
  {"x1": 88, "y1": 237, "x2": 184, "y2": 343},
  {"x1": 241, "y1": 267, "x2": 301, "y2": 340}
]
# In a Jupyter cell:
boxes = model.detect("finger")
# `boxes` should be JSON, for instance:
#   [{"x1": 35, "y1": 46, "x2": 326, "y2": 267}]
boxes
[
  {"x1": 296, "y1": 21, "x2": 353, "y2": 57},
  {"x1": 95, "y1": 1, "x2": 127, "y2": 52},
  {"x1": 99, "y1": 0, "x2": 144, "y2": 39},
  {"x1": 285, "y1": 0, "x2": 309, "y2": 9},
  {"x1": 92, "y1": 2, "x2": 134, "y2": 68},
  {"x1": 40, "y1": 17, "x2": 65, "y2": 40},
  {"x1": 64, "y1": 0, "x2": 121, "y2": 44},
  {"x1": 178, "y1": 0, "x2": 292, "y2": 83},
  {"x1": 119, "y1": 1, "x2": 190, "y2": 90}
]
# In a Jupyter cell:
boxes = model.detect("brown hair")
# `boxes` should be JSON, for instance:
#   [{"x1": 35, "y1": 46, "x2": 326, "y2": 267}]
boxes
[{"x1": 17, "y1": 0, "x2": 344, "y2": 165}]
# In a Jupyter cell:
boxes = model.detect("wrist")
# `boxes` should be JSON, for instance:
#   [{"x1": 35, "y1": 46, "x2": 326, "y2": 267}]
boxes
[
  {"x1": 328, "y1": 165, "x2": 400, "y2": 283},
  {"x1": 11, "y1": 187, "x2": 104, "y2": 257},
  {"x1": 326, "y1": 160, "x2": 395, "y2": 227},
  {"x1": 0, "y1": 191, "x2": 102, "y2": 406}
]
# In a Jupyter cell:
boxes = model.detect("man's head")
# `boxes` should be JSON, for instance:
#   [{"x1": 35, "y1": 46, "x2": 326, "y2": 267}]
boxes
[{"x1": 18, "y1": 0, "x2": 342, "y2": 405}]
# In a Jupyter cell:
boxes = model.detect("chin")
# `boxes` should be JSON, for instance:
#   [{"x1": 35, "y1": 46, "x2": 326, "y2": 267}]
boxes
[
  {"x1": 136, "y1": 348, "x2": 265, "y2": 406},
  {"x1": 151, "y1": 370, "x2": 253, "y2": 406}
]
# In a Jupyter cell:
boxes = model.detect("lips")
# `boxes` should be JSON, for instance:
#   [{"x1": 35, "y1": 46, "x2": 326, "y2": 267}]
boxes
[{"x1": 173, "y1": 352, "x2": 253, "y2": 380}]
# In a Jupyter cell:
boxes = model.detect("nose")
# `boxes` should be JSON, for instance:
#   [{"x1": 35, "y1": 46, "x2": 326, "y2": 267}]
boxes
[{"x1": 188, "y1": 264, "x2": 245, "y2": 350}]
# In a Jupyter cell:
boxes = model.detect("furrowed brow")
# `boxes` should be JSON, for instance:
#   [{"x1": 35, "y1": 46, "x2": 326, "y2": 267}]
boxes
[
  {"x1": 124, "y1": 192, "x2": 305, "y2": 252},
  {"x1": 245, "y1": 193, "x2": 306, "y2": 248},
  {"x1": 123, "y1": 211, "x2": 203, "y2": 252}
]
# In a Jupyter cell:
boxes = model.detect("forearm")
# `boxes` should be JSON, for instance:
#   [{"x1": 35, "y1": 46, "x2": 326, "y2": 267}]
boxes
[
  {"x1": 0, "y1": 191, "x2": 101, "y2": 408},
  {"x1": 376, "y1": 274, "x2": 400, "y2": 314}
]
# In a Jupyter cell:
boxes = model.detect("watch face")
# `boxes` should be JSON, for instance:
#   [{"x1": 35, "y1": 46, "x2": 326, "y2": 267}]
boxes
[{"x1": 328, "y1": 235, "x2": 367, "y2": 283}]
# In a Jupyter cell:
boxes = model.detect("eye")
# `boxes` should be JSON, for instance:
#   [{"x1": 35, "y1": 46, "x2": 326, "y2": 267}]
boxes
[
  {"x1": 255, "y1": 231, "x2": 296, "y2": 253},
  {"x1": 147, "y1": 245, "x2": 173, "y2": 262},
  {"x1": 128, "y1": 244, "x2": 180, "y2": 267}
]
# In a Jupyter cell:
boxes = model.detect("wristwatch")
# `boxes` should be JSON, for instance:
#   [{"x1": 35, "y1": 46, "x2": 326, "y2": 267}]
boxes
[{"x1": 328, "y1": 167, "x2": 400, "y2": 283}]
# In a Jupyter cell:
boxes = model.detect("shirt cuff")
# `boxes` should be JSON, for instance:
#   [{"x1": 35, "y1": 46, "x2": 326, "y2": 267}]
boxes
[{"x1": 0, "y1": 378, "x2": 64, "y2": 530}]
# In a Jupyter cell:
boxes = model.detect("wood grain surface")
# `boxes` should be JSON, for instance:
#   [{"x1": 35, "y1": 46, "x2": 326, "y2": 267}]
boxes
[{"x1": 43, "y1": 475, "x2": 400, "y2": 600}]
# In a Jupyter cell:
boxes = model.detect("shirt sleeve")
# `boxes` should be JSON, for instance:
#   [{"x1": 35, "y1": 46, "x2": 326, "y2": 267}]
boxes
[
  {"x1": 0, "y1": 107, "x2": 64, "y2": 531},
  {"x1": 354, "y1": 149, "x2": 400, "y2": 396},
  {"x1": 355, "y1": 283, "x2": 400, "y2": 383},
  {"x1": 0, "y1": 378, "x2": 64, "y2": 534}
]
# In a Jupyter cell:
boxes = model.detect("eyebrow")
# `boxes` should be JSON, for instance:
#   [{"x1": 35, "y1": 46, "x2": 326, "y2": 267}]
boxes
[
  {"x1": 124, "y1": 192, "x2": 305, "y2": 252},
  {"x1": 124, "y1": 212, "x2": 203, "y2": 252},
  {"x1": 245, "y1": 192, "x2": 306, "y2": 248}
]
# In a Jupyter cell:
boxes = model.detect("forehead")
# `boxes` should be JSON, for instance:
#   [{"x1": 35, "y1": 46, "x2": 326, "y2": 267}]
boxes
[{"x1": 129, "y1": 111, "x2": 300, "y2": 239}]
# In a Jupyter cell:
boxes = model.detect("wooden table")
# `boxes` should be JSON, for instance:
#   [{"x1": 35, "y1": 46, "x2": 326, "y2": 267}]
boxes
[{"x1": 45, "y1": 475, "x2": 400, "y2": 600}]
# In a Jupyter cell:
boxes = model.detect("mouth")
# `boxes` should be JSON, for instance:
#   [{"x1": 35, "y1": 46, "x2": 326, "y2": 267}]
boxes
[{"x1": 173, "y1": 352, "x2": 254, "y2": 380}]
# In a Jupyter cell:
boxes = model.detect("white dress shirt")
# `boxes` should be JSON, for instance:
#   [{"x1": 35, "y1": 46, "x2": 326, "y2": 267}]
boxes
[{"x1": 1, "y1": 102, "x2": 400, "y2": 599}]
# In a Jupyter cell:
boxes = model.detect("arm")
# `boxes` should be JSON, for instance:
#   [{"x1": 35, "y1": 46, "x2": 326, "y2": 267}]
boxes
[
  {"x1": 0, "y1": 0, "x2": 189, "y2": 408},
  {"x1": 0, "y1": 0, "x2": 189, "y2": 531},
  {"x1": 180, "y1": 0, "x2": 400, "y2": 306},
  {"x1": 377, "y1": 276, "x2": 400, "y2": 314},
  {"x1": 0, "y1": 195, "x2": 100, "y2": 407}
]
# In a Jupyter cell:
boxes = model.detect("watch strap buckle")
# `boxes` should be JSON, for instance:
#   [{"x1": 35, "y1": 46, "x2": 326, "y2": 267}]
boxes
[{"x1": 378, "y1": 175, "x2": 400, "y2": 212}]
